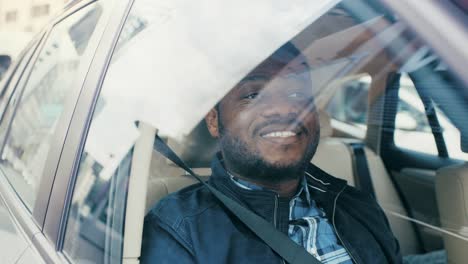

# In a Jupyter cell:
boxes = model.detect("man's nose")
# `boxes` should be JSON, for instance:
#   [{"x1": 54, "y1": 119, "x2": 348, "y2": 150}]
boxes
[{"x1": 259, "y1": 94, "x2": 300, "y2": 118}]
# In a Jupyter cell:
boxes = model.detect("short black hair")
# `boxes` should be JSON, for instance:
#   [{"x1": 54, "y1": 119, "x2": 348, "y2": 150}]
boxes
[{"x1": 268, "y1": 41, "x2": 310, "y2": 70}]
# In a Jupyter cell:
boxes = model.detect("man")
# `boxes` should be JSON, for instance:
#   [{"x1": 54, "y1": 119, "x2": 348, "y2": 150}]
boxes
[{"x1": 141, "y1": 42, "x2": 402, "y2": 263}]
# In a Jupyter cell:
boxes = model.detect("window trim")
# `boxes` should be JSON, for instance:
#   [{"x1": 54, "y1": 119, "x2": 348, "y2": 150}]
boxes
[
  {"x1": 40, "y1": 0, "x2": 134, "y2": 253},
  {"x1": 0, "y1": 170, "x2": 44, "y2": 253},
  {"x1": 0, "y1": 29, "x2": 51, "y2": 218},
  {"x1": 0, "y1": 0, "x2": 113, "y2": 246}
]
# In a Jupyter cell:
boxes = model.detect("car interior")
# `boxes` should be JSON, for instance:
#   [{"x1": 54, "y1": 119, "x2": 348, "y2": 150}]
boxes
[{"x1": 54, "y1": 1, "x2": 468, "y2": 264}]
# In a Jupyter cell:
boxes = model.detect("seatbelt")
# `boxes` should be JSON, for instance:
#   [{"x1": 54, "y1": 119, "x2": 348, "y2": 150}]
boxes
[
  {"x1": 153, "y1": 135, "x2": 322, "y2": 264},
  {"x1": 348, "y1": 142, "x2": 376, "y2": 198}
]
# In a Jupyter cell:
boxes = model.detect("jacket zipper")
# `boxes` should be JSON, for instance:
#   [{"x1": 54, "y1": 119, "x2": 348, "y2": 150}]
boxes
[
  {"x1": 274, "y1": 194, "x2": 278, "y2": 228},
  {"x1": 274, "y1": 195, "x2": 286, "y2": 264},
  {"x1": 332, "y1": 186, "x2": 359, "y2": 264}
]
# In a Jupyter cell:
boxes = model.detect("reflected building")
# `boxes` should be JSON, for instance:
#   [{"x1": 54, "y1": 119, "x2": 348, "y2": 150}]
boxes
[
  {"x1": 0, "y1": 0, "x2": 70, "y2": 59},
  {"x1": 0, "y1": 0, "x2": 69, "y2": 33}
]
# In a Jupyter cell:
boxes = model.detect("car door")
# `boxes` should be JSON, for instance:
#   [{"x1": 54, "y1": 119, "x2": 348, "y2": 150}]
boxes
[
  {"x1": 0, "y1": 0, "x2": 118, "y2": 262},
  {"x1": 35, "y1": 0, "x2": 133, "y2": 262},
  {"x1": 0, "y1": 34, "x2": 46, "y2": 264}
]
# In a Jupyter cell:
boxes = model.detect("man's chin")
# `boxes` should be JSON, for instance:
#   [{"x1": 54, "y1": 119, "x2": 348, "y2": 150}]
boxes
[{"x1": 259, "y1": 153, "x2": 306, "y2": 168}]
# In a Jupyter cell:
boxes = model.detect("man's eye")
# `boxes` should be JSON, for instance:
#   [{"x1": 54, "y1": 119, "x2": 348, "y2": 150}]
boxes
[{"x1": 244, "y1": 93, "x2": 259, "y2": 99}]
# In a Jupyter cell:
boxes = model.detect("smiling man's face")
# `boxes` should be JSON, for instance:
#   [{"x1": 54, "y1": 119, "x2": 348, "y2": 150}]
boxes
[{"x1": 206, "y1": 45, "x2": 320, "y2": 182}]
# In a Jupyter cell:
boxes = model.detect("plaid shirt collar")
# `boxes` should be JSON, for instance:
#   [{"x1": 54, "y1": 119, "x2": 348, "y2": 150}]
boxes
[{"x1": 228, "y1": 173, "x2": 313, "y2": 206}]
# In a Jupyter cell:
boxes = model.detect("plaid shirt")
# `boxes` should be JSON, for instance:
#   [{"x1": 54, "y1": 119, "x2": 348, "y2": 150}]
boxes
[{"x1": 230, "y1": 175, "x2": 352, "y2": 264}]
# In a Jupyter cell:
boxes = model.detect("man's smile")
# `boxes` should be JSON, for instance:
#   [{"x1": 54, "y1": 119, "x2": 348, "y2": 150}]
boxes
[
  {"x1": 255, "y1": 119, "x2": 307, "y2": 144},
  {"x1": 262, "y1": 130, "x2": 297, "y2": 138},
  {"x1": 257, "y1": 125, "x2": 307, "y2": 145},
  {"x1": 260, "y1": 130, "x2": 302, "y2": 145}
]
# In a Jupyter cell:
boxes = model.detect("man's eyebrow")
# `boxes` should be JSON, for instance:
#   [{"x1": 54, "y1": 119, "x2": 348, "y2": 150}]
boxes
[
  {"x1": 235, "y1": 74, "x2": 269, "y2": 90},
  {"x1": 239, "y1": 75, "x2": 269, "y2": 83}
]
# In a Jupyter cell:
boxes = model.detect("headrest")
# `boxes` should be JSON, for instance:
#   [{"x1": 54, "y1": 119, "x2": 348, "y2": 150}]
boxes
[{"x1": 167, "y1": 121, "x2": 218, "y2": 168}]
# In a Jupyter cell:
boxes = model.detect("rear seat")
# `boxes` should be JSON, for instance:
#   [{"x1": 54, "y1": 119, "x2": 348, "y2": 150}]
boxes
[{"x1": 145, "y1": 110, "x2": 421, "y2": 255}]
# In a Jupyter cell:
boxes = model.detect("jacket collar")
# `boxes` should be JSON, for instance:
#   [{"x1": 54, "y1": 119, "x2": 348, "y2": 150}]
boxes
[{"x1": 229, "y1": 171, "x2": 313, "y2": 206}]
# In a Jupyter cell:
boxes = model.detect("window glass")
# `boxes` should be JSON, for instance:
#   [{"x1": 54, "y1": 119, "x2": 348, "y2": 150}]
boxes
[
  {"x1": 394, "y1": 74, "x2": 438, "y2": 155},
  {"x1": 63, "y1": 150, "x2": 130, "y2": 263},
  {"x1": 0, "y1": 2, "x2": 104, "y2": 210},
  {"x1": 62, "y1": 4, "x2": 127, "y2": 264},
  {"x1": 327, "y1": 75, "x2": 371, "y2": 139},
  {"x1": 64, "y1": 0, "x2": 468, "y2": 263}
]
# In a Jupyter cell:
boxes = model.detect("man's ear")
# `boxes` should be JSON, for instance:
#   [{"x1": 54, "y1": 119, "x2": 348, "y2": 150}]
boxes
[{"x1": 205, "y1": 108, "x2": 220, "y2": 138}]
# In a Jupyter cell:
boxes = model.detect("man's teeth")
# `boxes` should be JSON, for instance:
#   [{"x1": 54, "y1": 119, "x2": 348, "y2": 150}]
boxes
[{"x1": 262, "y1": 131, "x2": 297, "y2": 138}]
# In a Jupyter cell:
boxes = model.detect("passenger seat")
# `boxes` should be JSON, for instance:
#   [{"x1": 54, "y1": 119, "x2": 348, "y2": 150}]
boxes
[{"x1": 436, "y1": 156, "x2": 468, "y2": 263}]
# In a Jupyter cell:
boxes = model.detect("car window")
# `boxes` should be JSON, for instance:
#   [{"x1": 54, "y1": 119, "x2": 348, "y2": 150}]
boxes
[
  {"x1": 393, "y1": 74, "x2": 468, "y2": 160},
  {"x1": 61, "y1": 7, "x2": 132, "y2": 264},
  {"x1": 327, "y1": 75, "x2": 371, "y2": 139},
  {"x1": 63, "y1": 0, "x2": 468, "y2": 263},
  {"x1": 394, "y1": 74, "x2": 438, "y2": 155},
  {"x1": 0, "y1": 2, "x2": 104, "y2": 210}
]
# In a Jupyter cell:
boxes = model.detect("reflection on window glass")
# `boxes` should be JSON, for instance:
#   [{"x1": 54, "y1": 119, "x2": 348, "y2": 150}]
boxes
[
  {"x1": 0, "y1": 3, "x2": 103, "y2": 210},
  {"x1": 327, "y1": 75, "x2": 370, "y2": 139},
  {"x1": 0, "y1": 42, "x2": 38, "y2": 139},
  {"x1": 62, "y1": 5, "x2": 136, "y2": 264},
  {"x1": 63, "y1": 151, "x2": 130, "y2": 263}
]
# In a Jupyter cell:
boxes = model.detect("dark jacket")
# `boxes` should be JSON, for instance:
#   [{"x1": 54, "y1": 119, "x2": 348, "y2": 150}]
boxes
[{"x1": 141, "y1": 156, "x2": 402, "y2": 264}]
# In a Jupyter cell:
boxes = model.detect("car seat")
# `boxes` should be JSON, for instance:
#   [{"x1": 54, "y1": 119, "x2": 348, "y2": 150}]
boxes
[{"x1": 435, "y1": 135, "x2": 468, "y2": 264}]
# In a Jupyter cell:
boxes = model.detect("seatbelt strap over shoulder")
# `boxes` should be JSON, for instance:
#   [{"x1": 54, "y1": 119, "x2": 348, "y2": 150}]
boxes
[
  {"x1": 153, "y1": 135, "x2": 322, "y2": 264},
  {"x1": 348, "y1": 142, "x2": 375, "y2": 198}
]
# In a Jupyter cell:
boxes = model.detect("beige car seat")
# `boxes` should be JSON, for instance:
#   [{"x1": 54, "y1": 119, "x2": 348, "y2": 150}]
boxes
[{"x1": 435, "y1": 142, "x2": 468, "y2": 264}]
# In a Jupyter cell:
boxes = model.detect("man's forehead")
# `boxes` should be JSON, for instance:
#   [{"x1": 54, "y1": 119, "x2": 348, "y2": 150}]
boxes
[
  {"x1": 224, "y1": 42, "x2": 311, "y2": 98},
  {"x1": 251, "y1": 53, "x2": 309, "y2": 77},
  {"x1": 235, "y1": 58, "x2": 310, "y2": 89}
]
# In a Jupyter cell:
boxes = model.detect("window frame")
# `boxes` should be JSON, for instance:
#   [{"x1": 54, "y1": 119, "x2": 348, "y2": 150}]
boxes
[
  {"x1": 0, "y1": 0, "x2": 107, "y2": 227},
  {"x1": 0, "y1": 29, "x2": 50, "y2": 220},
  {"x1": 380, "y1": 73, "x2": 459, "y2": 170},
  {"x1": 0, "y1": 31, "x2": 46, "y2": 256},
  {"x1": 39, "y1": 0, "x2": 134, "y2": 258},
  {"x1": 0, "y1": 0, "x2": 123, "y2": 262}
]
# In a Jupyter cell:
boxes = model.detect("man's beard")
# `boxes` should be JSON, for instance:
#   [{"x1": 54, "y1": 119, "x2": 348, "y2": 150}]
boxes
[{"x1": 218, "y1": 127, "x2": 319, "y2": 183}]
